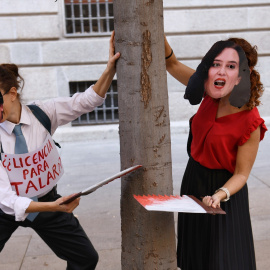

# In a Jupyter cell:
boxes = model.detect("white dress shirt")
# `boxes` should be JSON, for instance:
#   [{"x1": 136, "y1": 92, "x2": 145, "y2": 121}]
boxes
[{"x1": 0, "y1": 85, "x2": 105, "y2": 221}]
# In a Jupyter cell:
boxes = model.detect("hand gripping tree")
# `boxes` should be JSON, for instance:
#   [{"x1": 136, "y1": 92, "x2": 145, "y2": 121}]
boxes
[{"x1": 114, "y1": 1, "x2": 177, "y2": 269}]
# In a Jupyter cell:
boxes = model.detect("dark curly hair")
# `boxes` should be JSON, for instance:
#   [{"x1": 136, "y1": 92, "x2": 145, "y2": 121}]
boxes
[
  {"x1": 184, "y1": 38, "x2": 263, "y2": 110},
  {"x1": 0, "y1": 64, "x2": 24, "y2": 96}
]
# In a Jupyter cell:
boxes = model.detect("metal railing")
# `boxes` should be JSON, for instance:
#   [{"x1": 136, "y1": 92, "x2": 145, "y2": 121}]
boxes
[
  {"x1": 70, "y1": 80, "x2": 119, "y2": 125},
  {"x1": 65, "y1": 0, "x2": 114, "y2": 36}
]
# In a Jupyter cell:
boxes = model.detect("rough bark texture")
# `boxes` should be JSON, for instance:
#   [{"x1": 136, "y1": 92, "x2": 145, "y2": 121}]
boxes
[{"x1": 114, "y1": 0, "x2": 177, "y2": 269}]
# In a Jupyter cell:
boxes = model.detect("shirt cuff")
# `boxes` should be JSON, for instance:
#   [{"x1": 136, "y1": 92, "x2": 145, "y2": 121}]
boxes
[
  {"x1": 88, "y1": 85, "x2": 106, "y2": 104},
  {"x1": 13, "y1": 197, "x2": 32, "y2": 221}
]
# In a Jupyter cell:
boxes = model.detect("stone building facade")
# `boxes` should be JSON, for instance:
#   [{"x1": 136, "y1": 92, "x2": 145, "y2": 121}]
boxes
[{"x1": 0, "y1": 0, "x2": 269, "y2": 141}]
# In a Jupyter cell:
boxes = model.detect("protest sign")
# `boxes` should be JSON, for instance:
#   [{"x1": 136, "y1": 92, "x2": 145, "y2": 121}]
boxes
[{"x1": 2, "y1": 134, "x2": 64, "y2": 197}]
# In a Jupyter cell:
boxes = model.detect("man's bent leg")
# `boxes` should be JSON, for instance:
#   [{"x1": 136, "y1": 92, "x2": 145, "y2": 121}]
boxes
[
  {"x1": 0, "y1": 211, "x2": 19, "y2": 252},
  {"x1": 33, "y1": 211, "x2": 98, "y2": 270}
]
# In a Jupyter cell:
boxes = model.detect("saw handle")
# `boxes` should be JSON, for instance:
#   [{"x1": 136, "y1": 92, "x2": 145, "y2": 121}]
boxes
[{"x1": 59, "y1": 192, "x2": 82, "y2": 205}]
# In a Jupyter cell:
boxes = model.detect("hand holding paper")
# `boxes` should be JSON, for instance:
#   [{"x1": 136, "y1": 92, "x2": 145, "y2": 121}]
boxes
[{"x1": 134, "y1": 194, "x2": 226, "y2": 215}]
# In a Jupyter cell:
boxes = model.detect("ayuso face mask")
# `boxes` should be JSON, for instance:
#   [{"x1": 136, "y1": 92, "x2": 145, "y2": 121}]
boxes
[{"x1": 184, "y1": 40, "x2": 250, "y2": 108}]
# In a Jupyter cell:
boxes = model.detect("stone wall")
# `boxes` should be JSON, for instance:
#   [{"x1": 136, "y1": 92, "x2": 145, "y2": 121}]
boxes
[
  {"x1": 0, "y1": 0, "x2": 269, "y2": 140},
  {"x1": 163, "y1": 0, "x2": 270, "y2": 121}
]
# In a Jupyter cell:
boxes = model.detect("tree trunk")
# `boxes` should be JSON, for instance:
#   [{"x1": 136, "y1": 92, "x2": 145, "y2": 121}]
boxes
[{"x1": 114, "y1": 1, "x2": 177, "y2": 269}]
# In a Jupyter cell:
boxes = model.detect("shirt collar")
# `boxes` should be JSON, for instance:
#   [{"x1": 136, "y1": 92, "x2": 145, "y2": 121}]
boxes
[{"x1": 0, "y1": 105, "x2": 31, "y2": 135}]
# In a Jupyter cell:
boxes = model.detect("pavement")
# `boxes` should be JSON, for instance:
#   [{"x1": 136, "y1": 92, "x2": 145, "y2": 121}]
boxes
[{"x1": 0, "y1": 130, "x2": 269, "y2": 270}]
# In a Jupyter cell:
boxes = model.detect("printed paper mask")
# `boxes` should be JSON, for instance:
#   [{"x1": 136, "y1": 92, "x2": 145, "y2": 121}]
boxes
[{"x1": 184, "y1": 40, "x2": 250, "y2": 108}]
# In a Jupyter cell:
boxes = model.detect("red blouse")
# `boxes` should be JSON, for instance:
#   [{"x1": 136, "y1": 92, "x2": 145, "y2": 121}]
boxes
[{"x1": 191, "y1": 95, "x2": 268, "y2": 174}]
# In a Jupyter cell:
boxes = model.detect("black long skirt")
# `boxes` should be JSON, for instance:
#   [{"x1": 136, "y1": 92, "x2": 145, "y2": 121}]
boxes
[{"x1": 177, "y1": 157, "x2": 256, "y2": 270}]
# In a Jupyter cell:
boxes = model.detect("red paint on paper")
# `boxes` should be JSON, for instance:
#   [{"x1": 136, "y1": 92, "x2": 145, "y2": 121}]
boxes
[{"x1": 133, "y1": 194, "x2": 182, "y2": 207}]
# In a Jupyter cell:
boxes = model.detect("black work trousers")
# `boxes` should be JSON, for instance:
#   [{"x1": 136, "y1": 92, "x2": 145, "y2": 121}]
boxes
[{"x1": 0, "y1": 188, "x2": 98, "y2": 270}]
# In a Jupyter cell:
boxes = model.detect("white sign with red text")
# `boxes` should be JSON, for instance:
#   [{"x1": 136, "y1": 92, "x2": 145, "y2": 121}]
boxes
[{"x1": 1, "y1": 134, "x2": 64, "y2": 198}]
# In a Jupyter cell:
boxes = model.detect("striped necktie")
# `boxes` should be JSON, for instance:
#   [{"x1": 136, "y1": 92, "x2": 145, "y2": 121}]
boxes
[{"x1": 13, "y1": 124, "x2": 39, "y2": 221}]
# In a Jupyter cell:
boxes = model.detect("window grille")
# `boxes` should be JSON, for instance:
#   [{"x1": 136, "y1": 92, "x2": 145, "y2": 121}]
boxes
[
  {"x1": 65, "y1": 0, "x2": 114, "y2": 36},
  {"x1": 70, "y1": 80, "x2": 119, "y2": 126}
]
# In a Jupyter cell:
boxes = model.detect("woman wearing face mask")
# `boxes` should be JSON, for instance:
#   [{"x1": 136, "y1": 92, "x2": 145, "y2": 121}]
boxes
[
  {"x1": 0, "y1": 32, "x2": 120, "y2": 270},
  {"x1": 165, "y1": 37, "x2": 267, "y2": 270}
]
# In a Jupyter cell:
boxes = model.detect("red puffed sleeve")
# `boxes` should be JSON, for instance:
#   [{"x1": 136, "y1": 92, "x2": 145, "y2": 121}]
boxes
[{"x1": 238, "y1": 112, "x2": 267, "y2": 146}]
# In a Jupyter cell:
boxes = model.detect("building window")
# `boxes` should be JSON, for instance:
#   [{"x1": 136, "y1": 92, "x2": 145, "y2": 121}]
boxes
[
  {"x1": 70, "y1": 81, "x2": 118, "y2": 125},
  {"x1": 65, "y1": 0, "x2": 114, "y2": 36}
]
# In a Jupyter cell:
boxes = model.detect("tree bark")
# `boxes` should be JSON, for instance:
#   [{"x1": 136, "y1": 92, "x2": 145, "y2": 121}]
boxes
[{"x1": 114, "y1": 0, "x2": 177, "y2": 269}]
